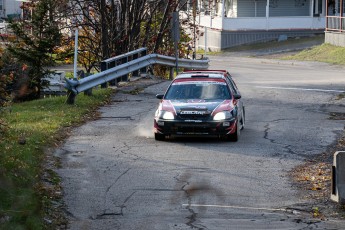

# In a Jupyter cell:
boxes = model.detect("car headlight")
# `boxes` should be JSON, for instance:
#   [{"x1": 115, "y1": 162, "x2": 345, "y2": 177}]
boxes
[
  {"x1": 157, "y1": 110, "x2": 175, "y2": 120},
  {"x1": 213, "y1": 111, "x2": 231, "y2": 121}
]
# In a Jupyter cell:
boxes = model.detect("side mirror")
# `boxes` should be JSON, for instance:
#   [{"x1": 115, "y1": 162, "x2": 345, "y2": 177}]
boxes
[
  {"x1": 156, "y1": 94, "x2": 164, "y2": 99},
  {"x1": 233, "y1": 94, "x2": 241, "y2": 100}
]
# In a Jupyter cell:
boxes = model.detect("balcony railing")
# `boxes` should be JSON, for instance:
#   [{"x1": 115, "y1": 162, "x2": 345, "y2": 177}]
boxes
[{"x1": 326, "y1": 16, "x2": 345, "y2": 32}]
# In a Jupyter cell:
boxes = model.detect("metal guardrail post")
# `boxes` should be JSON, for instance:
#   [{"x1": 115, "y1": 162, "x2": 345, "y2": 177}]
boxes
[
  {"x1": 132, "y1": 53, "x2": 139, "y2": 77},
  {"x1": 66, "y1": 91, "x2": 76, "y2": 104},
  {"x1": 121, "y1": 57, "x2": 129, "y2": 81},
  {"x1": 140, "y1": 49, "x2": 147, "y2": 74},
  {"x1": 169, "y1": 67, "x2": 174, "y2": 80},
  {"x1": 108, "y1": 60, "x2": 117, "y2": 86},
  {"x1": 100, "y1": 61, "x2": 108, "y2": 88}
]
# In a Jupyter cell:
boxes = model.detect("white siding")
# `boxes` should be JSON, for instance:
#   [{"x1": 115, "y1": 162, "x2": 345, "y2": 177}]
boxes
[
  {"x1": 4, "y1": 0, "x2": 22, "y2": 18},
  {"x1": 221, "y1": 16, "x2": 325, "y2": 30}
]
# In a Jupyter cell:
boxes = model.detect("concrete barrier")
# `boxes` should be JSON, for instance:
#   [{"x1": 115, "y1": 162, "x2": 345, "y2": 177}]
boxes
[{"x1": 331, "y1": 151, "x2": 345, "y2": 204}]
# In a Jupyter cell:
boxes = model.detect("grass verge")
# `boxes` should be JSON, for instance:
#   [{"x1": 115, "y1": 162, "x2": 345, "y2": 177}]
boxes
[
  {"x1": 281, "y1": 43, "x2": 345, "y2": 65},
  {"x1": 0, "y1": 88, "x2": 113, "y2": 229}
]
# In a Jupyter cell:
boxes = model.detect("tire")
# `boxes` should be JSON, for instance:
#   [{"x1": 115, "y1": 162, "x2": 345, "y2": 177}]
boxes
[
  {"x1": 154, "y1": 133, "x2": 165, "y2": 141},
  {"x1": 228, "y1": 121, "x2": 240, "y2": 142},
  {"x1": 240, "y1": 109, "x2": 245, "y2": 130}
]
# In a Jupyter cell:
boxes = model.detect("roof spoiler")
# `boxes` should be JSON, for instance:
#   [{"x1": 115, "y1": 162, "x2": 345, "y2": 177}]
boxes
[{"x1": 183, "y1": 70, "x2": 227, "y2": 73}]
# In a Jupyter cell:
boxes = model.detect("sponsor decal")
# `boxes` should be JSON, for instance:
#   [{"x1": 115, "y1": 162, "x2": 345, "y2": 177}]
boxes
[{"x1": 180, "y1": 111, "x2": 206, "y2": 115}]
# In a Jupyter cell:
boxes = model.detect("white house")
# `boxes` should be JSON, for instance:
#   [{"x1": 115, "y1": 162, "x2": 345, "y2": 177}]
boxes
[
  {"x1": 0, "y1": 0, "x2": 22, "y2": 19},
  {"x1": 181, "y1": 0, "x2": 328, "y2": 50}
]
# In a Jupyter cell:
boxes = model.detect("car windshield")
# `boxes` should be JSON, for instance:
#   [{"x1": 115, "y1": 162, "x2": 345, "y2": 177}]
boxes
[{"x1": 164, "y1": 81, "x2": 231, "y2": 100}]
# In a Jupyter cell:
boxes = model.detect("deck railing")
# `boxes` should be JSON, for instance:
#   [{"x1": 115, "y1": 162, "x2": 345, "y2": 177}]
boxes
[{"x1": 326, "y1": 16, "x2": 345, "y2": 32}]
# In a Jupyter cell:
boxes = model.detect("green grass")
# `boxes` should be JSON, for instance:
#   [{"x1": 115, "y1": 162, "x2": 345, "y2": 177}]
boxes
[
  {"x1": 281, "y1": 43, "x2": 345, "y2": 65},
  {"x1": 0, "y1": 88, "x2": 113, "y2": 229},
  {"x1": 196, "y1": 49, "x2": 221, "y2": 56}
]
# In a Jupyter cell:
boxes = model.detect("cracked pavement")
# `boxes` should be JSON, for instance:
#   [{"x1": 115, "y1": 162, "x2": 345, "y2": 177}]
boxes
[{"x1": 55, "y1": 55, "x2": 345, "y2": 229}]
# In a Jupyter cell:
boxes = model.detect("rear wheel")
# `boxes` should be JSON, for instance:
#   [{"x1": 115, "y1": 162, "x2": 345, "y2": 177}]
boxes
[{"x1": 154, "y1": 133, "x2": 165, "y2": 141}]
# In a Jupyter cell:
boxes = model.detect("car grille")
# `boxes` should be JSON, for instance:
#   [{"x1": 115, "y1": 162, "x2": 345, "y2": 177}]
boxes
[{"x1": 172, "y1": 123, "x2": 213, "y2": 134}]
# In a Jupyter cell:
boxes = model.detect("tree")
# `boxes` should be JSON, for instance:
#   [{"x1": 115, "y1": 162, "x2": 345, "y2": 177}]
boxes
[
  {"x1": 6, "y1": 0, "x2": 65, "y2": 100},
  {"x1": 66, "y1": 0, "x2": 193, "y2": 74}
]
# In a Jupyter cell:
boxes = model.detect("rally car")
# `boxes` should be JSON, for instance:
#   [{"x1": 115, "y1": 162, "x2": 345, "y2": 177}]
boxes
[{"x1": 153, "y1": 70, "x2": 245, "y2": 141}]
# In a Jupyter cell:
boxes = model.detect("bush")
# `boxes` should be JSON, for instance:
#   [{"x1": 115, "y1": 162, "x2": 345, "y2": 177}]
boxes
[{"x1": 0, "y1": 77, "x2": 10, "y2": 139}]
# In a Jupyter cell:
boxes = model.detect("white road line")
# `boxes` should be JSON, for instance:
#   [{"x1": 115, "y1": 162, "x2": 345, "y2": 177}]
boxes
[
  {"x1": 255, "y1": 86, "x2": 345, "y2": 93},
  {"x1": 182, "y1": 204, "x2": 287, "y2": 212}
]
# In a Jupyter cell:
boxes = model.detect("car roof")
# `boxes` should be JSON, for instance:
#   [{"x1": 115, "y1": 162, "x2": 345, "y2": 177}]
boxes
[{"x1": 175, "y1": 70, "x2": 228, "y2": 80}]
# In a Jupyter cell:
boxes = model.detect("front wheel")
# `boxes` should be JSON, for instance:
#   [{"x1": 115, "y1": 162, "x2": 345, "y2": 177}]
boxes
[
  {"x1": 240, "y1": 109, "x2": 245, "y2": 130},
  {"x1": 154, "y1": 133, "x2": 165, "y2": 141},
  {"x1": 228, "y1": 122, "x2": 240, "y2": 142}
]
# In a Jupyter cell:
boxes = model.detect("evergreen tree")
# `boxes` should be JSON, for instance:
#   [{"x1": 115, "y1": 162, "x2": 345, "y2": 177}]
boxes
[{"x1": 7, "y1": 0, "x2": 63, "y2": 100}]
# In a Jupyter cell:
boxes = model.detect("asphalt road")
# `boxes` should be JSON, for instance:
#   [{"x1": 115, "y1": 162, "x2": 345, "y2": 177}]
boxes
[{"x1": 56, "y1": 55, "x2": 345, "y2": 229}]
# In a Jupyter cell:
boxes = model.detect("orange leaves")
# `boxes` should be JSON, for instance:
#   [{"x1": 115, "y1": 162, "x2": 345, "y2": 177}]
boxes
[
  {"x1": 291, "y1": 159, "x2": 332, "y2": 200},
  {"x1": 298, "y1": 162, "x2": 331, "y2": 191}
]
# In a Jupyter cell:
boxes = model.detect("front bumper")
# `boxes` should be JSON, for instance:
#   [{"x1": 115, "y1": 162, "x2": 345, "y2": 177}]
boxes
[{"x1": 154, "y1": 118, "x2": 236, "y2": 136}]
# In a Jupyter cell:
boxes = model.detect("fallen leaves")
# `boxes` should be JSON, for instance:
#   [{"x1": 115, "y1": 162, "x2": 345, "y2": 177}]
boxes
[
  {"x1": 293, "y1": 161, "x2": 332, "y2": 195},
  {"x1": 290, "y1": 132, "x2": 345, "y2": 219}
]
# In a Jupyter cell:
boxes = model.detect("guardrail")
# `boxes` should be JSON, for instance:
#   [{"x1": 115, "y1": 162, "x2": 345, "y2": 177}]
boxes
[
  {"x1": 64, "y1": 48, "x2": 209, "y2": 103},
  {"x1": 100, "y1": 48, "x2": 148, "y2": 86}
]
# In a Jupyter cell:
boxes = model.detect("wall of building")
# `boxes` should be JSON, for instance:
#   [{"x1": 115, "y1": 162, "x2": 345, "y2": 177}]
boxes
[
  {"x1": 325, "y1": 32, "x2": 345, "y2": 47},
  {"x1": 220, "y1": 16, "x2": 325, "y2": 30},
  {"x1": 197, "y1": 27, "x2": 324, "y2": 51},
  {"x1": 2, "y1": 0, "x2": 22, "y2": 19}
]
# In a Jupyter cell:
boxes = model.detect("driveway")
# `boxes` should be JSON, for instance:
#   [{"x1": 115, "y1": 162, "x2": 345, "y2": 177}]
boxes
[{"x1": 55, "y1": 55, "x2": 345, "y2": 229}]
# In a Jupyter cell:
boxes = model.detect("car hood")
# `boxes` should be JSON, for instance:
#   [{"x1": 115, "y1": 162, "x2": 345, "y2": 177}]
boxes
[{"x1": 161, "y1": 99, "x2": 234, "y2": 115}]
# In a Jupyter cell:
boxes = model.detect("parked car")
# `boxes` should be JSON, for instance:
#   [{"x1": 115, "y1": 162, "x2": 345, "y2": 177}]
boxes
[{"x1": 154, "y1": 70, "x2": 245, "y2": 141}]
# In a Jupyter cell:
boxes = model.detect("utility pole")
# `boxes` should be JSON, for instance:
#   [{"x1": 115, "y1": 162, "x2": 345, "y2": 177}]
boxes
[
  {"x1": 192, "y1": 0, "x2": 196, "y2": 59},
  {"x1": 101, "y1": 0, "x2": 108, "y2": 59},
  {"x1": 172, "y1": 11, "x2": 180, "y2": 77},
  {"x1": 100, "y1": 0, "x2": 109, "y2": 88}
]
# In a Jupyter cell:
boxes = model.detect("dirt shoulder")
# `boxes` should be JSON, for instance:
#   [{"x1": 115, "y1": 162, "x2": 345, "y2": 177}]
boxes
[{"x1": 290, "y1": 132, "x2": 345, "y2": 220}]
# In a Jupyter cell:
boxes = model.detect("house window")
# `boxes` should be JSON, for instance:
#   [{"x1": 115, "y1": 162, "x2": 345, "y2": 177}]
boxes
[
  {"x1": 224, "y1": 0, "x2": 236, "y2": 17},
  {"x1": 237, "y1": 0, "x2": 266, "y2": 17},
  {"x1": 295, "y1": 0, "x2": 307, "y2": 7},
  {"x1": 313, "y1": 0, "x2": 323, "y2": 16},
  {"x1": 202, "y1": 0, "x2": 210, "y2": 15},
  {"x1": 270, "y1": 0, "x2": 279, "y2": 8},
  {"x1": 269, "y1": 0, "x2": 311, "y2": 17}
]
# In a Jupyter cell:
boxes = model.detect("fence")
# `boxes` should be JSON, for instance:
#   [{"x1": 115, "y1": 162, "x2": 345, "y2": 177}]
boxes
[{"x1": 326, "y1": 16, "x2": 345, "y2": 32}]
